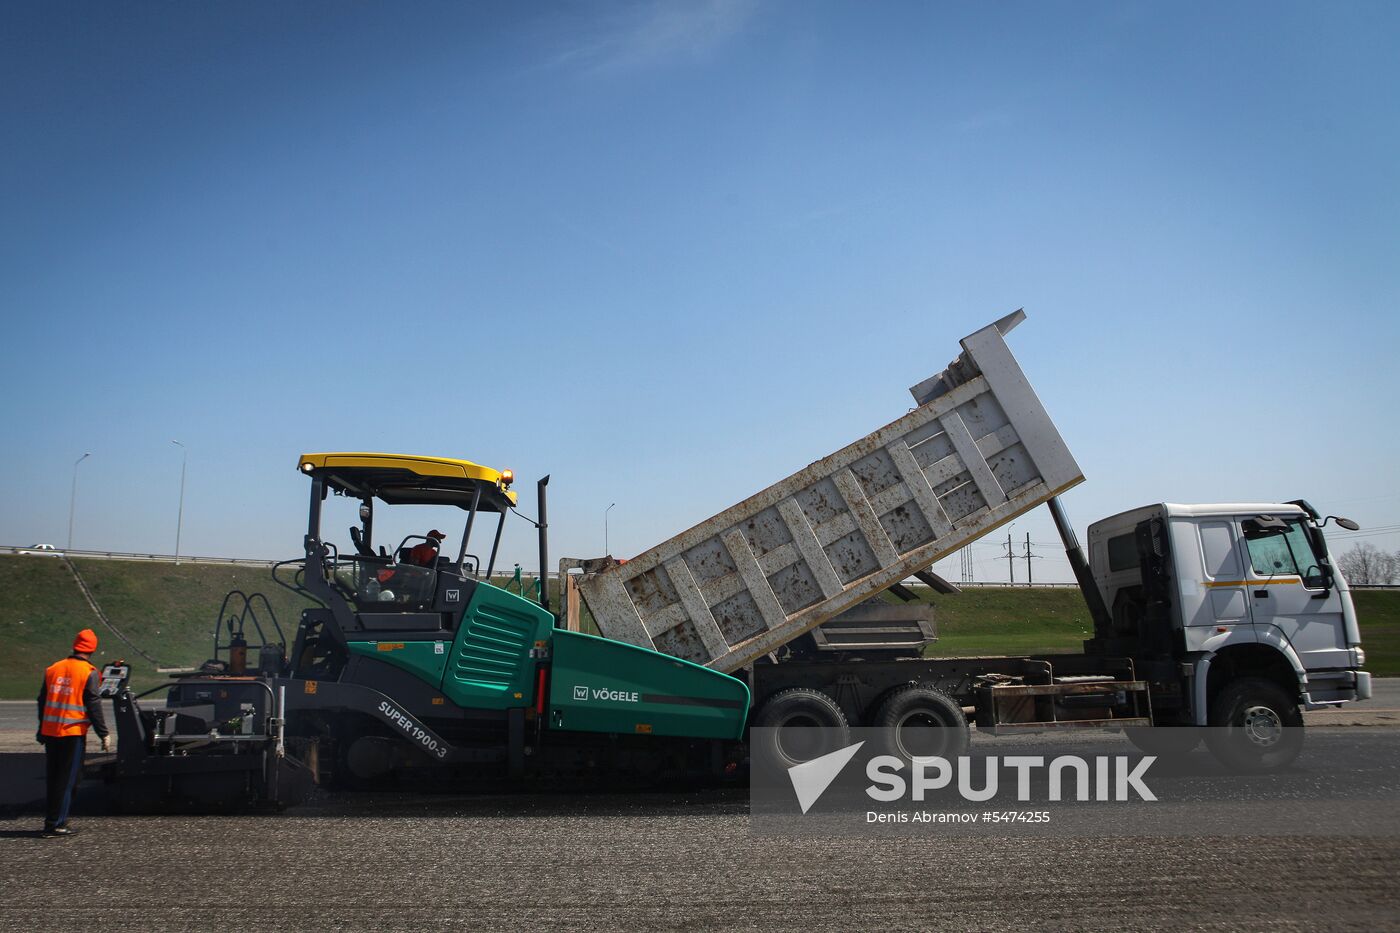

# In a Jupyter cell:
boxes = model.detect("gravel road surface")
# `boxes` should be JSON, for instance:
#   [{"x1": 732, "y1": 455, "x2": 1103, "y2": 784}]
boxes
[
  {"x1": 2, "y1": 708, "x2": 1398, "y2": 931},
  {"x1": 3, "y1": 795, "x2": 1397, "y2": 932}
]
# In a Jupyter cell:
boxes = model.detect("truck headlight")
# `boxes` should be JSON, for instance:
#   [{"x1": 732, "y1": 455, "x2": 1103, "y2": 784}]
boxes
[{"x1": 1354, "y1": 647, "x2": 1366, "y2": 668}]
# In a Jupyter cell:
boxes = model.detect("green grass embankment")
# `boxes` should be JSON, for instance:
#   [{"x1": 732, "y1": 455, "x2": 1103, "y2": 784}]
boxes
[
  {"x1": 921, "y1": 587, "x2": 1400, "y2": 677},
  {"x1": 1, "y1": 555, "x2": 316, "y2": 697},
  {"x1": 3, "y1": 554, "x2": 1397, "y2": 697},
  {"x1": 920, "y1": 587, "x2": 1093, "y2": 657},
  {"x1": 1, "y1": 555, "x2": 103, "y2": 700},
  {"x1": 1353, "y1": 590, "x2": 1400, "y2": 677}
]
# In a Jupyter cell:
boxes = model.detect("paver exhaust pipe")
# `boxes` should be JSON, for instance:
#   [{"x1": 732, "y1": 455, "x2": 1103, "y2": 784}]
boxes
[{"x1": 538, "y1": 475, "x2": 550, "y2": 611}]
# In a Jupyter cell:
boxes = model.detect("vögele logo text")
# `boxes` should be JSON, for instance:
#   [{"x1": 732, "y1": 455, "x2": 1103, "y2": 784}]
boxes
[{"x1": 571, "y1": 685, "x2": 641, "y2": 703}]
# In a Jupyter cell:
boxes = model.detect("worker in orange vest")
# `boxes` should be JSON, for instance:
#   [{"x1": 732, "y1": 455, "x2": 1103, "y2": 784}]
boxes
[
  {"x1": 36, "y1": 629, "x2": 110, "y2": 838},
  {"x1": 407, "y1": 529, "x2": 445, "y2": 567}
]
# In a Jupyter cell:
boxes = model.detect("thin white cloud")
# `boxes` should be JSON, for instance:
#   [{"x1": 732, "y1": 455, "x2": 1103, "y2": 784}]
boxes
[{"x1": 543, "y1": 0, "x2": 758, "y2": 75}]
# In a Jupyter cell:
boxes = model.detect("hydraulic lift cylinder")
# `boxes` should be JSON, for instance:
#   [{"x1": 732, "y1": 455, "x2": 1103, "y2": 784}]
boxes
[{"x1": 1047, "y1": 496, "x2": 1112, "y2": 633}]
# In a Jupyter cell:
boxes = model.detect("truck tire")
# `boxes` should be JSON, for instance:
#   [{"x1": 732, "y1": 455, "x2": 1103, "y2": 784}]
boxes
[
  {"x1": 1204, "y1": 677, "x2": 1304, "y2": 773},
  {"x1": 751, "y1": 687, "x2": 850, "y2": 768},
  {"x1": 1125, "y1": 726, "x2": 1201, "y2": 757},
  {"x1": 872, "y1": 685, "x2": 969, "y2": 761}
]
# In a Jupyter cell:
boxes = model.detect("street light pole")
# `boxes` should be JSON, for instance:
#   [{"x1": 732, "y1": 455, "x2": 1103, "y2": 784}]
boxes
[
  {"x1": 172, "y1": 440, "x2": 187, "y2": 562},
  {"x1": 68, "y1": 452, "x2": 90, "y2": 550},
  {"x1": 605, "y1": 502, "x2": 616, "y2": 556}
]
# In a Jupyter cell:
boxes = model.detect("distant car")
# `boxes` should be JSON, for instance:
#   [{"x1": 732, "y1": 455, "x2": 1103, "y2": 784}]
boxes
[{"x1": 19, "y1": 543, "x2": 62, "y2": 556}]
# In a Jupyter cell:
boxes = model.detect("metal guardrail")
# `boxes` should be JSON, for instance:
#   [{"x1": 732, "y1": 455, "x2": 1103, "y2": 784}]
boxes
[
  {"x1": 11, "y1": 546, "x2": 1393, "y2": 589},
  {"x1": 1, "y1": 546, "x2": 1092, "y2": 585},
  {"x1": 944, "y1": 581, "x2": 1077, "y2": 588},
  {"x1": 0, "y1": 545, "x2": 279, "y2": 567}
]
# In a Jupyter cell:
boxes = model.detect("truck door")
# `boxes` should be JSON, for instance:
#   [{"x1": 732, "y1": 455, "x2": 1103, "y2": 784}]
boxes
[
  {"x1": 1196, "y1": 519, "x2": 1251, "y2": 631},
  {"x1": 1241, "y1": 516, "x2": 1350, "y2": 670}
]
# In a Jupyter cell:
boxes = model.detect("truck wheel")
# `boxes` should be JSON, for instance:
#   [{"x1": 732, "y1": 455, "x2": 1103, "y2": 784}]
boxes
[
  {"x1": 1204, "y1": 677, "x2": 1304, "y2": 773},
  {"x1": 1125, "y1": 727, "x2": 1201, "y2": 757},
  {"x1": 752, "y1": 688, "x2": 850, "y2": 768},
  {"x1": 872, "y1": 685, "x2": 969, "y2": 761}
]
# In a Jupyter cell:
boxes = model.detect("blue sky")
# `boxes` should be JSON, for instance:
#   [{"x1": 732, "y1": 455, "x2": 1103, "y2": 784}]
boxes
[{"x1": 3, "y1": 1, "x2": 1397, "y2": 582}]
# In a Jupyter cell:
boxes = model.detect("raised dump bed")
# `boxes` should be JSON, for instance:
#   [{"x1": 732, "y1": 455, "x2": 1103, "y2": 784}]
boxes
[{"x1": 576, "y1": 311, "x2": 1083, "y2": 673}]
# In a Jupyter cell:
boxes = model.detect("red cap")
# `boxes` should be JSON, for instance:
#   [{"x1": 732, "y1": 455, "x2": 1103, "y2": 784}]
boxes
[
  {"x1": 426, "y1": 529, "x2": 445, "y2": 541},
  {"x1": 73, "y1": 629, "x2": 98, "y2": 654}
]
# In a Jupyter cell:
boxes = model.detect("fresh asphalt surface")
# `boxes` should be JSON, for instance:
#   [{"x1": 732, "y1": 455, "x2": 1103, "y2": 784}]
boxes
[
  {"x1": 3, "y1": 679, "x2": 1397, "y2": 730},
  {"x1": 1, "y1": 688, "x2": 1398, "y2": 931}
]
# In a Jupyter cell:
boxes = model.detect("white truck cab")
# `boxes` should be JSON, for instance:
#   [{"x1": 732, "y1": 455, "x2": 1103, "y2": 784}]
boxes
[{"x1": 1087, "y1": 500, "x2": 1371, "y2": 736}]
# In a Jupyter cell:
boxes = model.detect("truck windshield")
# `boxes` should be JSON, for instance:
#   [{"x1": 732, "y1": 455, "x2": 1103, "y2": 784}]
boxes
[{"x1": 1244, "y1": 518, "x2": 1327, "y2": 588}]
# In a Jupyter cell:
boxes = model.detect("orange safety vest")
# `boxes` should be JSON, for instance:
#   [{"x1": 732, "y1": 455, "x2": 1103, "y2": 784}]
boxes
[
  {"x1": 407, "y1": 542, "x2": 439, "y2": 567},
  {"x1": 40, "y1": 657, "x2": 95, "y2": 738}
]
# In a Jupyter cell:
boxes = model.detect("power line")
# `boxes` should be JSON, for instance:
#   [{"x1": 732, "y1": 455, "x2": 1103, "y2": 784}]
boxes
[
  {"x1": 1330, "y1": 529, "x2": 1400, "y2": 542},
  {"x1": 1022, "y1": 532, "x2": 1042, "y2": 586},
  {"x1": 958, "y1": 545, "x2": 975, "y2": 584}
]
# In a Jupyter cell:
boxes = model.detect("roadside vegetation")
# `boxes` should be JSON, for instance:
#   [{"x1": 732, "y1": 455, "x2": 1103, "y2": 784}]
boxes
[
  {"x1": 0, "y1": 555, "x2": 315, "y2": 696},
  {"x1": 921, "y1": 586, "x2": 1400, "y2": 678},
  {"x1": 2, "y1": 554, "x2": 1396, "y2": 697},
  {"x1": 919, "y1": 586, "x2": 1093, "y2": 657}
]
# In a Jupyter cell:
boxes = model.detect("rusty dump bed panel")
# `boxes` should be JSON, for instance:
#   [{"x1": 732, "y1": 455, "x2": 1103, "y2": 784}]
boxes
[{"x1": 577, "y1": 311, "x2": 1084, "y2": 673}]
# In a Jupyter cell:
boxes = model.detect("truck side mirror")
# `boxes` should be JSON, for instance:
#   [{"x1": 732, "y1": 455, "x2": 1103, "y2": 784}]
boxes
[{"x1": 1299, "y1": 523, "x2": 1336, "y2": 592}]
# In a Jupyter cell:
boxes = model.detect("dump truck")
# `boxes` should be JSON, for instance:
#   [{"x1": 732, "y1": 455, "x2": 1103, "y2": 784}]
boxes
[
  {"x1": 565, "y1": 310, "x2": 1370, "y2": 770},
  {"x1": 93, "y1": 311, "x2": 1371, "y2": 810}
]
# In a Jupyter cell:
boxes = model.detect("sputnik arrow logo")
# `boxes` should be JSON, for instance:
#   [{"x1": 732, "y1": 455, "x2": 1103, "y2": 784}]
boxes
[{"x1": 787, "y1": 741, "x2": 865, "y2": 814}]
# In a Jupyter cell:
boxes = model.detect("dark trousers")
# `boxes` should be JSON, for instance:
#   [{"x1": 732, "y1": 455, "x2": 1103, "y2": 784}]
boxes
[{"x1": 42, "y1": 735, "x2": 85, "y2": 828}]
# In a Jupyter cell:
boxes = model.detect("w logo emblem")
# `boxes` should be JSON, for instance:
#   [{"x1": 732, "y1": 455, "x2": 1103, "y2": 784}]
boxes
[{"x1": 573, "y1": 686, "x2": 589, "y2": 701}]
